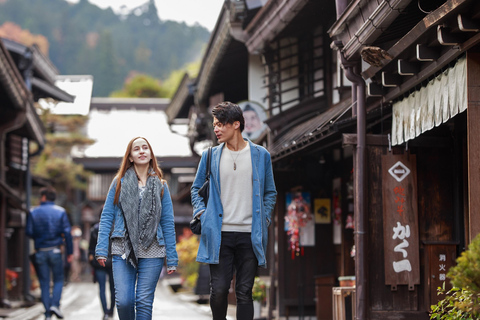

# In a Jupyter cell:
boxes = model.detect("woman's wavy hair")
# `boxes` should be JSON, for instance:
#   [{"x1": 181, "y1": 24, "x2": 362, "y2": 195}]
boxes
[{"x1": 113, "y1": 137, "x2": 164, "y2": 204}]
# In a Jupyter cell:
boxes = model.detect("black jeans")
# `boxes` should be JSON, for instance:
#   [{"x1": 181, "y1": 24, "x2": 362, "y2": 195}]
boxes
[{"x1": 209, "y1": 232, "x2": 258, "y2": 320}]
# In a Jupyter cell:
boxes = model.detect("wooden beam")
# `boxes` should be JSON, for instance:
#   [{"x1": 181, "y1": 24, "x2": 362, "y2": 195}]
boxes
[
  {"x1": 343, "y1": 134, "x2": 452, "y2": 148},
  {"x1": 437, "y1": 26, "x2": 460, "y2": 45},
  {"x1": 416, "y1": 44, "x2": 439, "y2": 61},
  {"x1": 382, "y1": 72, "x2": 401, "y2": 87},
  {"x1": 458, "y1": 14, "x2": 479, "y2": 32},
  {"x1": 383, "y1": 32, "x2": 480, "y2": 103},
  {"x1": 398, "y1": 59, "x2": 419, "y2": 75},
  {"x1": 367, "y1": 82, "x2": 384, "y2": 97},
  {"x1": 467, "y1": 52, "x2": 480, "y2": 242},
  {"x1": 342, "y1": 134, "x2": 389, "y2": 146}
]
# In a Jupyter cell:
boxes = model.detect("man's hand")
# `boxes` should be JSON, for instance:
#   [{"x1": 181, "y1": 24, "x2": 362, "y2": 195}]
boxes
[
  {"x1": 67, "y1": 254, "x2": 73, "y2": 264},
  {"x1": 167, "y1": 270, "x2": 176, "y2": 275},
  {"x1": 97, "y1": 258, "x2": 106, "y2": 267}
]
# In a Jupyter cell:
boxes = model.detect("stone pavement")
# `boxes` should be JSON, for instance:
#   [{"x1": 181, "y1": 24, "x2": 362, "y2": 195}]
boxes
[{"x1": 0, "y1": 277, "x2": 237, "y2": 320}]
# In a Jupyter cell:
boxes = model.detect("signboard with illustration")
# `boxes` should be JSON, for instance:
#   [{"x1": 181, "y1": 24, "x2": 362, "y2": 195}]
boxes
[
  {"x1": 314, "y1": 198, "x2": 331, "y2": 224},
  {"x1": 238, "y1": 101, "x2": 267, "y2": 141},
  {"x1": 285, "y1": 192, "x2": 315, "y2": 259}
]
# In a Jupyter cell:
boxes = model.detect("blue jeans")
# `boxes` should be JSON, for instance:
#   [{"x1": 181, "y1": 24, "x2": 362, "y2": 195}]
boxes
[
  {"x1": 112, "y1": 256, "x2": 164, "y2": 320},
  {"x1": 209, "y1": 232, "x2": 258, "y2": 320},
  {"x1": 35, "y1": 249, "x2": 64, "y2": 317},
  {"x1": 94, "y1": 267, "x2": 115, "y2": 315}
]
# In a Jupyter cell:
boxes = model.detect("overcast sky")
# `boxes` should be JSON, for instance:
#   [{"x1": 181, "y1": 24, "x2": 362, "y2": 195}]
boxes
[{"x1": 65, "y1": 0, "x2": 224, "y2": 31}]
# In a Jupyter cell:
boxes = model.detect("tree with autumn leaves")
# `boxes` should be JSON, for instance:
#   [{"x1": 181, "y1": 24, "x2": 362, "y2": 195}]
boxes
[{"x1": 31, "y1": 103, "x2": 95, "y2": 214}]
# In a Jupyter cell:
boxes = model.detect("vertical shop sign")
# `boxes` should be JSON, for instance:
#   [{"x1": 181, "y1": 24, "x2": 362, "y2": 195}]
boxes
[
  {"x1": 382, "y1": 153, "x2": 420, "y2": 290},
  {"x1": 427, "y1": 244, "x2": 456, "y2": 305}
]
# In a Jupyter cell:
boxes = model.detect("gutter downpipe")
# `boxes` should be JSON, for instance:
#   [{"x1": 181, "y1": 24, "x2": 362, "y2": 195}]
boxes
[
  {"x1": 340, "y1": 52, "x2": 367, "y2": 320},
  {"x1": 335, "y1": 0, "x2": 356, "y2": 118}
]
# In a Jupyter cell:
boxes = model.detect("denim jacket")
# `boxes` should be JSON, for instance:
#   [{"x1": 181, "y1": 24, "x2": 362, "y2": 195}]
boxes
[
  {"x1": 95, "y1": 177, "x2": 178, "y2": 268},
  {"x1": 26, "y1": 201, "x2": 73, "y2": 255},
  {"x1": 191, "y1": 139, "x2": 277, "y2": 268}
]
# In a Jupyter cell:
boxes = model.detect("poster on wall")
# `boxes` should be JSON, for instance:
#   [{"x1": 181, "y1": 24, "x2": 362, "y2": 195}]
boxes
[
  {"x1": 285, "y1": 192, "x2": 315, "y2": 252},
  {"x1": 314, "y1": 198, "x2": 331, "y2": 224},
  {"x1": 238, "y1": 101, "x2": 268, "y2": 141}
]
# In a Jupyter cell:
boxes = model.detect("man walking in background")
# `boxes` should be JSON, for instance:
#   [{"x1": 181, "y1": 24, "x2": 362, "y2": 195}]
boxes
[{"x1": 27, "y1": 186, "x2": 73, "y2": 320}]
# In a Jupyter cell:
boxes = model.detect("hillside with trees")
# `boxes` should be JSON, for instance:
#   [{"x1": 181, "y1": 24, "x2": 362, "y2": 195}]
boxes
[{"x1": 0, "y1": 0, "x2": 210, "y2": 96}]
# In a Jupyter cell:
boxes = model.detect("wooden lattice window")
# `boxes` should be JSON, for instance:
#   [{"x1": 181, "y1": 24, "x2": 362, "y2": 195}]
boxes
[
  {"x1": 87, "y1": 173, "x2": 116, "y2": 200},
  {"x1": 263, "y1": 26, "x2": 326, "y2": 116}
]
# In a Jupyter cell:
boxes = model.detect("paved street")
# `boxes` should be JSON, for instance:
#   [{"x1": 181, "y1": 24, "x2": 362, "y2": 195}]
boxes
[{"x1": 5, "y1": 278, "x2": 234, "y2": 320}]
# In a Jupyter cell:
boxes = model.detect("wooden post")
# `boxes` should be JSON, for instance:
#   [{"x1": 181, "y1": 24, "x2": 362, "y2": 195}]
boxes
[
  {"x1": 0, "y1": 195, "x2": 5, "y2": 304},
  {"x1": 467, "y1": 52, "x2": 480, "y2": 242}
]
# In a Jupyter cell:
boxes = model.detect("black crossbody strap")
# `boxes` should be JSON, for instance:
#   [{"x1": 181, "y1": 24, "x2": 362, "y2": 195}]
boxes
[{"x1": 205, "y1": 147, "x2": 212, "y2": 178}]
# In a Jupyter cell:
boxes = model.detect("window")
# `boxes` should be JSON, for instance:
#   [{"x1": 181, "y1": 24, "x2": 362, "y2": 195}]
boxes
[
  {"x1": 263, "y1": 26, "x2": 325, "y2": 116},
  {"x1": 88, "y1": 173, "x2": 116, "y2": 200}
]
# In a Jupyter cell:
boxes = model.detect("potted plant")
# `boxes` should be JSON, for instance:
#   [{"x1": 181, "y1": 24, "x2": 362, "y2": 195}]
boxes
[{"x1": 252, "y1": 277, "x2": 266, "y2": 318}]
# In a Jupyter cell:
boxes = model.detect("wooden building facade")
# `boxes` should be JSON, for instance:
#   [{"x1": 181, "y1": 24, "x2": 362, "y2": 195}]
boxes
[
  {"x1": 168, "y1": 0, "x2": 480, "y2": 319},
  {"x1": 167, "y1": 0, "x2": 358, "y2": 318},
  {"x1": 329, "y1": 0, "x2": 480, "y2": 318},
  {"x1": 0, "y1": 38, "x2": 73, "y2": 304}
]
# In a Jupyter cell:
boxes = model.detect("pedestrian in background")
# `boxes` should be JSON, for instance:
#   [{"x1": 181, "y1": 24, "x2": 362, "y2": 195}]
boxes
[
  {"x1": 191, "y1": 101, "x2": 277, "y2": 320},
  {"x1": 95, "y1": 137, "x2": 178, "y2": 320},
  {"x1": 70, "y1": 225, "x2": 83, "y2": 282},
  {"x1": 26, "y1": 186, "x2": 73, "y2": 320},
  {"x1": 89, "y1": 222, "x2": 115, "y2": 320}
]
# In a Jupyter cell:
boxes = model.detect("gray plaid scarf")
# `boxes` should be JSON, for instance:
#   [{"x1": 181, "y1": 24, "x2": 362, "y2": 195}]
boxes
[{"x1": 119, "y1": 167, "x2": 163, "y2": 268}]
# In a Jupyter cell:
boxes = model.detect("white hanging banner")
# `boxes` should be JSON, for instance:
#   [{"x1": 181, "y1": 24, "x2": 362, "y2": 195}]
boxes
[{"x1": 392, "y1": 56, "x2": 467, "y2": 145}]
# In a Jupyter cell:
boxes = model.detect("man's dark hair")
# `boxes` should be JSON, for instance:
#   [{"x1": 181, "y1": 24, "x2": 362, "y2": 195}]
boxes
[
  {"x1": 40, "y1": 186, "x2": 57, "y2": 202},
  {"x1": 212, "y1": 101, "x2": 245, "y2": 132}
]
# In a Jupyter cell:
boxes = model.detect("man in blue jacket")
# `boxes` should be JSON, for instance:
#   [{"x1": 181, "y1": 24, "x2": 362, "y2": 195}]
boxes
[
  {"x1": 191, "y1": 101, "x2": 277, "y2": 320},
  {"x1": 26, "y1": 186, "x2": 73, "y2": 320}
]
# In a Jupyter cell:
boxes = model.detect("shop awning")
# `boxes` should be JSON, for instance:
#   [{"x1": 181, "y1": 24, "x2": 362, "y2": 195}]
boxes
[
  {"x1": 270, "y1": 100, "x2": 352, "y2": 160},
  {"x1": 392, "y1": 56, "x2": 467, "y2": 145}
]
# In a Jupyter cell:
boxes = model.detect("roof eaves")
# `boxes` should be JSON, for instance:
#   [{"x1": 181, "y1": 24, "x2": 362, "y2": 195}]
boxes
[
  {"x1": 196, "y1": 10, "x2": 233, "y2": 104},
  {"x1": 244, "y1": 0, "x2": 309, "y2": 53},
  {"x1": 329, "y1": 0, "x2": 412, "y2": 60},
  {"x1": 25, "y1": 100, "x2": 46, "y2": 146},
  {"x1": 0, "y1": 40, "x2": 30, "y2": 110},
  {"x1": 31, "y1": 44, "x2": 59, "y2": 83},
  {"x1": 166, "y1": 74, "x2": 193, "y2": 123},
  {"x1": 31, "y1": 77, "x2": 75, "y2": 102}
]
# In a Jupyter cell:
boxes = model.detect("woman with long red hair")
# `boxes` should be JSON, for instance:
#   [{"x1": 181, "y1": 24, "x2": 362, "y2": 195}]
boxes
[{"x1": 95, "y1": 137, "x2": 178, "y2": 320}]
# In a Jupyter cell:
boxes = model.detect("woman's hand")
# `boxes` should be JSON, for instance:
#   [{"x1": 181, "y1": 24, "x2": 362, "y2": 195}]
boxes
[
  {"x1": 97, "y1": 258, "x2": 106, "y2": 267},
  {"x1": 167, "y1": 269, "x2": 176, "y2": 275}
]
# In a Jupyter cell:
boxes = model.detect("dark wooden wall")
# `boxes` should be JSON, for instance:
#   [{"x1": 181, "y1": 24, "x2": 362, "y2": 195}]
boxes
[
  {"x1": 467, "y1": 52, "x2": 480, "y2": 241},
  {"x1": 366, "y1": 124, "x2": 462, "y2": 319},
  {"x1": 274, "y1": 153, "x2": 344, "y2": 317}
]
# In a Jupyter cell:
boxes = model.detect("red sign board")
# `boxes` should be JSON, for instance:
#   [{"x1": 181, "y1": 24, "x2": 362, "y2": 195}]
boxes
[{"x1": 382, "y1": 153, "x2": 420, "y2": 290}]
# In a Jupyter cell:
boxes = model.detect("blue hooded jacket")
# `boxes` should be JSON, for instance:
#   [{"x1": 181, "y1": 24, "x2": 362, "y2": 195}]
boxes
[{"x1": 191, "y1": 139, "x2": 277, "y2": 268}]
